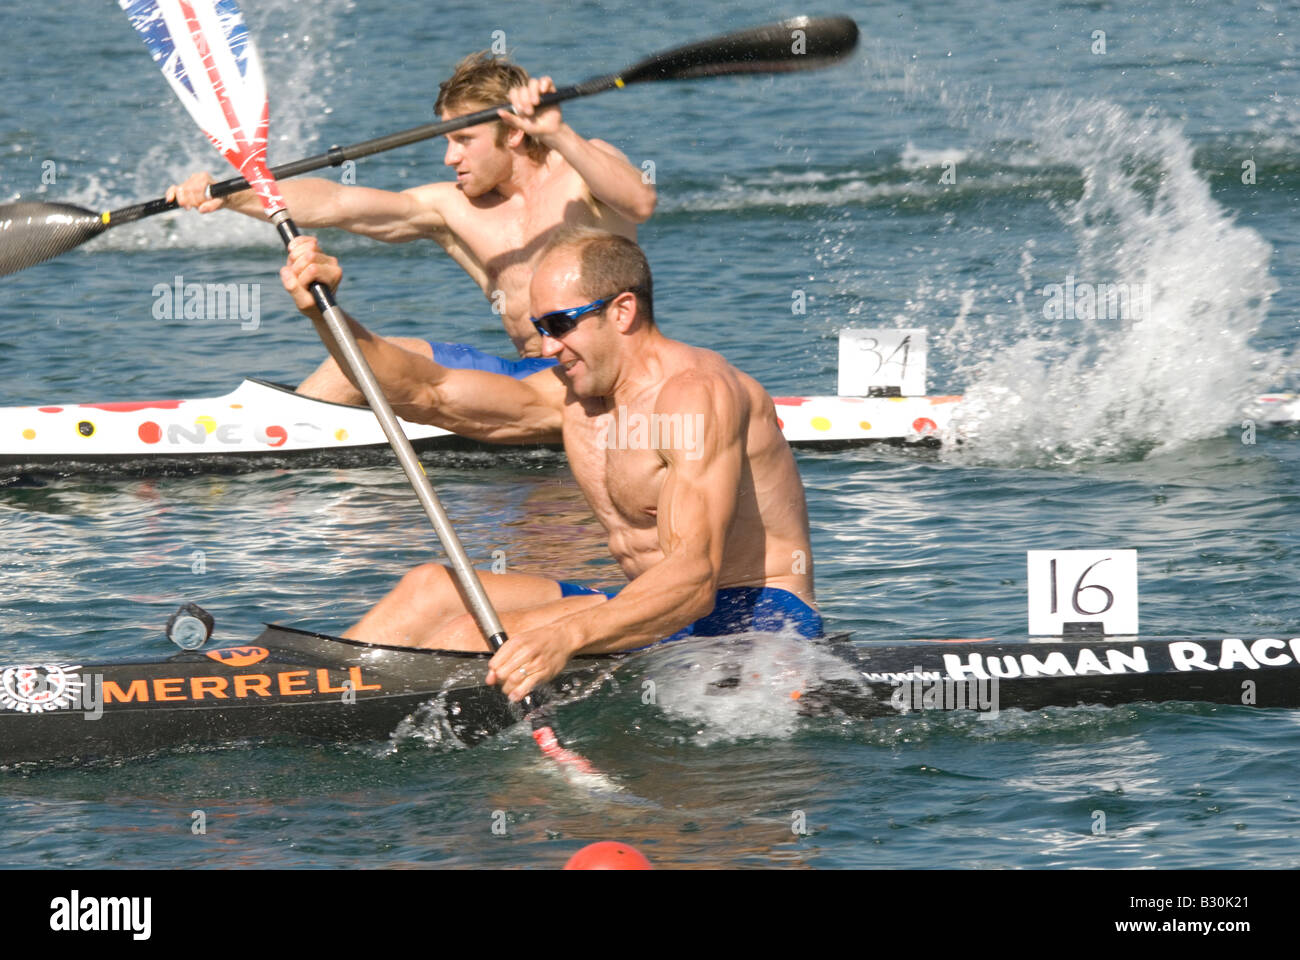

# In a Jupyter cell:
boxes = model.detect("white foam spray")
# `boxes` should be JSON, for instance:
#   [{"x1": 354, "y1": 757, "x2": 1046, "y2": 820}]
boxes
[
  {"x1": 940, "y1": 98, "x2": 1282, "y2": 465},
  {"x1": 645, "y1": 631, "x2": 863, "y2": 746}
]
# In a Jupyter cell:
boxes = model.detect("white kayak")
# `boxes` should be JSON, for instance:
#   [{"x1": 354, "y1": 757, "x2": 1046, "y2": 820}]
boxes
[
  {"x1": 0, "y1": 377, "x2": 968, "y2": 469},
  {"x1": 1, "y1": 377, "x2": 1295, "y2": 472}
]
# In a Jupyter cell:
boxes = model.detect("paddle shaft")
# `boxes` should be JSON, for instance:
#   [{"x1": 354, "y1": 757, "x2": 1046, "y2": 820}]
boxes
[
  {"x1": 270, "y1": 213, "x2": 526, "y2": 691},
  {"x1": 106, "y1": 13, "x2": 859, "y2": 222},
  {"x1": 1, "y1": 14, "x2": 857, "y2": 280},
  {"x1": 108, "y1": 81, "x2": 613, "y2": 226}
]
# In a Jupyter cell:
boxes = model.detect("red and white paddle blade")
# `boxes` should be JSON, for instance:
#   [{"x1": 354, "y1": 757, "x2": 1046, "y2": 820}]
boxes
[{"x1": 120, "y1": 0, "x2": 284, "y2": 216}]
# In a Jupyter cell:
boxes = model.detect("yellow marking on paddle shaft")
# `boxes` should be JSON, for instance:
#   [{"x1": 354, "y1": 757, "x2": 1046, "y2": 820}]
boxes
[
  {"x1": 614, "y1": 77, "x2": 625, "y2": 88},
  {"x1": 101, "y1": 211, "x2": 111, "y2": 224}
]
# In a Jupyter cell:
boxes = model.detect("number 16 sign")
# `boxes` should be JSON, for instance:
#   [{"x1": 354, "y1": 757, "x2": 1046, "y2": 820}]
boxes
[{"x1": 1027, "y1": 550, "x2": 1138, "y2": 637}]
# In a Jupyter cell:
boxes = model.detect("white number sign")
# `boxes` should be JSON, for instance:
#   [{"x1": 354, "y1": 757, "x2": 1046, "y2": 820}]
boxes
[
  {"x1": 1027, "y1": 550, "x2": 1138, "y2": 636},
  {"x1": 837, "y1": 328, "x2": 927, "y2": 397}
]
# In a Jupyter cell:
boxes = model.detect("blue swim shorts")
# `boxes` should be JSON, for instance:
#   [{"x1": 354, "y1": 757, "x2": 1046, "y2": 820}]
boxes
[
  {"x1": 429, "y1": 341, "x2": 558, "y2": 379},
  {"x1": 556, "y1": 583, "x2": 823, "y2": 646}
]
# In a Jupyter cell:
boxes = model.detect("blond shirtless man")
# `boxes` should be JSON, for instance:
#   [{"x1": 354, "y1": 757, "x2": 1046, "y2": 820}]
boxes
[
  {"x1": 169, "y1": 52, "x2": 656, "y2": 402},
  {"x1": 279, "y1": 227, "x2": 820, "y2": 702}
]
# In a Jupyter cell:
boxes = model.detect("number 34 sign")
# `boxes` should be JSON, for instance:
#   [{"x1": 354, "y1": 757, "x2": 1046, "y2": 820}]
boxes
[{"x1": 1027, "y1": 550, "x2": 1138, "y2": 637}]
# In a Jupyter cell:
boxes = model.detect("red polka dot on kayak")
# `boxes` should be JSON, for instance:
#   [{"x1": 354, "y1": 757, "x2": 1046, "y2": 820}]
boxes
[
  {"x1": 913, "y1": 418, "x2": 938, "y2": 434},
  {"x1": 139, "y1": 421, "x2": 162, "y2": 444},
  {"x1": 259, "y1": 425, "x2": 287, "y2": 447}
]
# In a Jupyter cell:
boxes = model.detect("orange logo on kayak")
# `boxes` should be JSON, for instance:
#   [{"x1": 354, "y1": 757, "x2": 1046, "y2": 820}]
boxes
[{"x1": 204, "y1": 646, "x2": 269, "y2": 667}]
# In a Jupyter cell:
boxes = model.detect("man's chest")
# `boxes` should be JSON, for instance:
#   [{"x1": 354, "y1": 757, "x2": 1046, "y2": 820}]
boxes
[
  {"x1": 445, "y1": 185, "x2": 592, "y2": 274},
  {"x1": 564, "y1": 407, "x2": 666, "y2": 528}
]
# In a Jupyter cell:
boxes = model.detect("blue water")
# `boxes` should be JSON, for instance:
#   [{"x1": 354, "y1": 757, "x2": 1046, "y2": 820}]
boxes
[{"x1": 1, "y1": 0, "x2": 1298, "y2": 868}]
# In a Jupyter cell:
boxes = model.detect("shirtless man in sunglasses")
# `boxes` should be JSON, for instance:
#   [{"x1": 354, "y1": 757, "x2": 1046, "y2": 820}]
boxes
[
  {"x1": 280, "y1": 227, "x2": 820, "y2": 701},
  {"x1": 168, "y1": 52, "x2": 655, "y2": 403}
]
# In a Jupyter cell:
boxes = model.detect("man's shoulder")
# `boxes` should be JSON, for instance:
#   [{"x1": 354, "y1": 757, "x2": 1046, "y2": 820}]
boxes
[
  {"x1": 362, "y1": 180, "x2": 460, "y2": 237},
  {"x1": 400, "y1": 180, "x2": 459, "y2": 207},
  {"x1": 537, "y1": 150, "x2": 631, "y2": 212},
  {"x1": 659, "y1": 341, "x2": 748, "y2": 386},
  {"x1": 655, "y1": 345, "x2": 750, "y2": 414}
]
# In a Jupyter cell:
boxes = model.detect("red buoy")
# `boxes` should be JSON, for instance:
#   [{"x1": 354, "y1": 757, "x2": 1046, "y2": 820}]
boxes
[{"x1": 563, "y1": 841, "x2": 652, "y2": 870}]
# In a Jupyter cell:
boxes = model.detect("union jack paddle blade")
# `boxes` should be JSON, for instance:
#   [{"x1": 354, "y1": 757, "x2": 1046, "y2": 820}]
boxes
[{"x1": 119, "y1": 0, "x2": 284, "y2": 216}]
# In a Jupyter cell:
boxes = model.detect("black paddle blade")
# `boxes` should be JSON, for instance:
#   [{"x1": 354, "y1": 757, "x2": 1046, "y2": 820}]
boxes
[
  {"x1": 0, "y1": 201, "x2": 107, "y2": 277},
  {"x1": 619, "y1": 15, "x2": 859, "y2": 84}
]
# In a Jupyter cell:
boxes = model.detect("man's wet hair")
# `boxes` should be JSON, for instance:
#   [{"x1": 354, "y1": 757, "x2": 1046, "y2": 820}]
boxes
[
  {"x1": 436, "y1": 52, "x2": 548, "y2": 162},
  {"x1": 542, "y1": 227, "x2": 655, "y2": 325}
]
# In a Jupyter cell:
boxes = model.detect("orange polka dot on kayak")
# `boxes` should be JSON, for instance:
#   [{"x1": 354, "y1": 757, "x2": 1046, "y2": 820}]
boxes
[
  {"x1": 776, "y1": 417, "x2": 784, "y2": 430},
  {"x1": 38, "y1": 407, "x2": 62, "y2": 413},
  {"x1": 22, "y1": 428, "x2": 35, "y2": 440},
  {"x1": 138, "y1": 421, "x2": 162, "y2": 444},
  {"x1": 811, "y1": 416, "x2": 831, "y2": 431},
  {"x1": 913, "y1": 418, "x2": 938, "y2": 434}
]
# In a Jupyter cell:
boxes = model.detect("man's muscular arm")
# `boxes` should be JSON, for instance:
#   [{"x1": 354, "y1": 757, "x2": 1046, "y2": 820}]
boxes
[
  {"x1": 571, "y1": 377, "x2": 740, "y2": 650},
  {"x1": 501, "y1": 76, "x2": 656, "y2": 223},
  {"x1": 486, "y1": 374, "x2": 743, "y2": 700},
  {"x1": 167, "y1": 172, "x2": 449, "y2": 242},
  {"x1": 280, "y1": 236, "x2": 563, "y2": 442},
  {"x1": 556, "y1": 134, "x2": 657, "y2": 224}
]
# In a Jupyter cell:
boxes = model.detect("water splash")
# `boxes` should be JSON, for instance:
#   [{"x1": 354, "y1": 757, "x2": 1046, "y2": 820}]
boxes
[
  {"x1": 387, "y1": 696, "x2": 473, "y2": 752},
  {"x1": 938, "y1": 98, "x2": 1282, "y2": 466},
  {"x1": 644, "y1": 632, "x2": 863, "y2": 746}
]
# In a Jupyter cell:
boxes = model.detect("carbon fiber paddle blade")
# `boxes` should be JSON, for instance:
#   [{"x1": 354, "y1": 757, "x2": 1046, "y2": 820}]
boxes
[
  {"x1": 620, "y1": 15, "x2": 859, "y2": 84},
  {"x1": 0, "y1": 202, "x2": 106, "y2": 277}
]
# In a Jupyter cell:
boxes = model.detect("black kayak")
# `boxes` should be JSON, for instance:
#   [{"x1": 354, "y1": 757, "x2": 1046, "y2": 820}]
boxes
[
  {"x1": 2, "y1": 626, "x2": 1298, "y2": 765},
  {"x1": 0, "y1": 624, "x2": 613, "y2": 765}
]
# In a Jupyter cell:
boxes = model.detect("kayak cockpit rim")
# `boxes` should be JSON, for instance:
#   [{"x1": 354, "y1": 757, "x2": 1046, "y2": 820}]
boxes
[{"x1": 263, "y1": 621, "x2": 636, "y2": 661}]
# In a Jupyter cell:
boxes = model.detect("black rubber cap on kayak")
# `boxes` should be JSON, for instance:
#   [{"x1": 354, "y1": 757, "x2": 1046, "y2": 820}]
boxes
[{"x1": 165, "y1": 602, "x2": 216, "y2": 650}]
